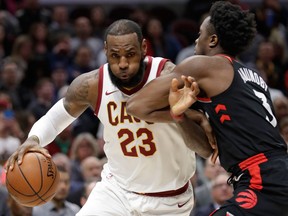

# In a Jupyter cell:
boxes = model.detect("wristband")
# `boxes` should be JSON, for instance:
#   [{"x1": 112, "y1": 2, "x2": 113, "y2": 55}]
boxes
[{"x1": 170, "y1": 110, "x2": 184, "y2": 121}]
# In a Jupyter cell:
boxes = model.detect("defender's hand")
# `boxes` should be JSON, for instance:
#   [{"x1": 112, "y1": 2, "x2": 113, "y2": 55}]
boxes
[
  {"x1": 6, "y1": 136, "x2": 51, "y2": 171},
  {"x1": 169, "y1": 75, "x2": 199, "y2": 116}
]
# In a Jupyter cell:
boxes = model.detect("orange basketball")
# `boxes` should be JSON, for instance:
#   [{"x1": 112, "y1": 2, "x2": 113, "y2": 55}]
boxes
[{"x1": 5, "y1": 152, "x2": 59, "y2": 207}]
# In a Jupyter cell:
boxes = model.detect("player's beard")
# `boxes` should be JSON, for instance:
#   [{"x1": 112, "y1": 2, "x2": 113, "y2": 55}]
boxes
[{"x1": 108, "y1": 58, "x2": 145, "y2": 89}]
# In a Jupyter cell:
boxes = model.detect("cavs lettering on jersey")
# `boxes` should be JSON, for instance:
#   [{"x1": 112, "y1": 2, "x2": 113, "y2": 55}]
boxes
[
  {"x1": 95, "y1": 56, "x2": 196, "y2": 193},
  {"x1": 196, "y1": 56, "x2": 286, "y2": 172}
]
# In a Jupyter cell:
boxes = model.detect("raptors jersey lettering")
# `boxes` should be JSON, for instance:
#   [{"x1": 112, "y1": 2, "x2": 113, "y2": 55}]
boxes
[
  {"x1": 196, "y1": 56, "x2": 287, "y2": 172},
  {"x1": 95, "y1": 56, "x2": 196, "y2": 193}
]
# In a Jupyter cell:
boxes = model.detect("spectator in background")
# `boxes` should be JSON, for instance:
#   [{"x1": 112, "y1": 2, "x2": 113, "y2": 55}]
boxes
[
  {"x1": 49, "y1": 5, "x2": 74, "y2": 39},
  {"x1": 15, "y1": 0, "x2": 51, "y2": 34},
  {"x1": 0, "y1": 24, "x2": 12, "y2": 60},
  {"x1": 254, "y1": 40, "x2": 285, "y2": 94},
  {"x1": 5, "y1": 35, "x2": 33, "y2": 88},
  {"x1": 7, "y1": 193, "x2": 33, "y2": 216},
  {"x1": 192, "y1": 173, "x2": 233, "y2": 216},
  {"x1": 79, "y1": 181, "x2": 97, "y2": 207},
  {"x1": 70, "y1": 45, "x2": 94, "y2": 82},
  {"x1": 0, "y1": 0, "x2": 24, "y2": 15},
  {"x1": 0, "y1": 185, "x2": 9, "y2": 215},
  {"x1": 52, "y1": 152, "x2": 71, "y2": 176},
  {"x1": 252, "y1": 0, "x2": 288, "y2": 66},
  {"x1": 129, "y1": 8, "x2": 148, "y2": 28},
  {"x1": 50, "y1": 62, "x2": 69, "y2": 100},
  {"x1": 272, "y1": 95, "x2": 288, "y2": 122},
  {"x1": 0, "y1": 9, "x2": 20, "y2": 46},
  {"x1": 32, "y1": 165, "x2": 80, "y2": 216},
  {"x1": 251, "y1": 0, "x2": 287, "y2": 38},
  {"x1": 28, "y1": 78, "x2": 55, "y2": 120},
  {"x1": 89, "y1": 5, "x2": 109, "y2": 38},
  {"x1": 0, "y1": 92, "x2": 23, "y2": 165},
  {"x1": 69, "y1": 132, "x2": 99, "y2": 192},
  {"x1": 143, "y1": 17, "x2": 182, "y2": 63},
  {"x1": 80, "y1": 156, "x2": 103, "y2": 183},
  {"x1": 279, "y1": 116, "x2": 288, "y2": 152},
  {"x1": 29, "y1": 22, "x2": 51, "y2": 56},
  {"x1": 68, "y1": 156, "x2": 103, "y2": 206},
  {"x1": 193, "y1": 156, "x2": 226, "y2": 209},
  {"x1": 49, "y1": 32, "x2": 73, "y2": 77},
  {"x1": 0, "y1": 59, "x2": 34, "y2": 110},
  {"x1": 70, "y1": 16, "x2": 103, "y2": 68},
  {"x1": 29, "y1": 22, "x2": 51, "y2": 79}
]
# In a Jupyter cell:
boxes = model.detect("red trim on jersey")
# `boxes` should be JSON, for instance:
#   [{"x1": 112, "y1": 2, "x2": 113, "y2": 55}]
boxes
[
  {"x1": 94, "y1": 66, "x2": 104, "y2": 115},
  {"x1": 216, "y1": 54, "x2": 234, "y2": 63},
  {"x1": 239, "y1": 153, "x2": 268, "y2": 190},
  {"x1": 156, "y1": 58, "x2": 169, "y2": 77},
  {"x1": 119, "y1": 56, "x2": 153, "y2": 95},
  {"x1": 197, "y1": 97, "x2": 211, "y2": 102}
]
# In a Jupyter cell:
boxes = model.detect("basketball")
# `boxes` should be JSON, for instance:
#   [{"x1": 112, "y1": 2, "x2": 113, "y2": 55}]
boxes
[{"x1": 5, "y1": 152, "x2": 60, "y2": 207}]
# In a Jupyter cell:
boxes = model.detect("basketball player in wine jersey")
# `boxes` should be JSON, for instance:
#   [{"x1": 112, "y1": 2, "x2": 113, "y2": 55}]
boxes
[{"x1": 7, "y1": 19, "x2": 215, "y2": 216}]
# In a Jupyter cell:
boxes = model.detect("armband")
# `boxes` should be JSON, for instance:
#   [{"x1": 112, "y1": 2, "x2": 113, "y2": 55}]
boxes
[
  {"x1": 170, "y1": 110, "x2": 184, "y2": 121},
  {"x1": 28, "y1": 99, "x2": 76, "y2": 147}
]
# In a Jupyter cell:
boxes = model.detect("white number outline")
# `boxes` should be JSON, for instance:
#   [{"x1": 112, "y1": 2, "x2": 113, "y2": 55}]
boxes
[{"x1": 253, "y1": 90, "x2": 277, "y2": 127}]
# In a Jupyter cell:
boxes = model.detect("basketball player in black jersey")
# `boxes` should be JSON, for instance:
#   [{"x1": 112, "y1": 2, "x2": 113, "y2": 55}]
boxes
[{"x1": 127, "y1": 1, "x2": 288, "y2": 216}]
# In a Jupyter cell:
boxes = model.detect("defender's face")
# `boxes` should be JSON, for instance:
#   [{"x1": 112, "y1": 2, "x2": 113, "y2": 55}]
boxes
[
  {"x1": 105, "y1": 33, "x2": 146, "y2": 84},
  {"x1": 195, "y1": 17, "x2": 212, "y2": 55}
]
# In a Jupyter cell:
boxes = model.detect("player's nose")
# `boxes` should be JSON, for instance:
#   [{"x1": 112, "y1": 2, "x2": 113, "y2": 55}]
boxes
[{"x1": 119, "y1": 56, "x2": 128, "y2": 69}]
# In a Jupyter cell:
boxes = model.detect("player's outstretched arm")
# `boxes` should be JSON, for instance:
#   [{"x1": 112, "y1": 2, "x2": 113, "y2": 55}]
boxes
[{"x1": 7, "y1": 71, "x2": 99, "y2": 171}]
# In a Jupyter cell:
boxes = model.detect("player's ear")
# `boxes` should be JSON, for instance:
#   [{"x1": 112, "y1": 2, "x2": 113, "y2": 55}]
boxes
[
  {"x1": 209, "y1": 34, "x2": 218, "y2": 48},
  {"x1": 141, "y1": 38, "x2": 147, "y2": 56}
]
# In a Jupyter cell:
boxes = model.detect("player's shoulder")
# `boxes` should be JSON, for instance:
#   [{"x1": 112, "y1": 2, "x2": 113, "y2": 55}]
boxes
[{"x1": 179, "y1": 55, "x2": 225, "y2": 70}]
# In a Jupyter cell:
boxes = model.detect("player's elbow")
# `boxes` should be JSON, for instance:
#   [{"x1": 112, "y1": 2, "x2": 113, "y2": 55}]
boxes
[{"x1": 126, "y1": 99, "x2": 143, "y2": 119}]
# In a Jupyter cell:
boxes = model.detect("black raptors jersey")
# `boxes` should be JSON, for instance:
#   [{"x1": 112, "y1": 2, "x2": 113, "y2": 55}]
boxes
[{"x1": 196, "y1": 56, "x2": 287, "y2": 172}]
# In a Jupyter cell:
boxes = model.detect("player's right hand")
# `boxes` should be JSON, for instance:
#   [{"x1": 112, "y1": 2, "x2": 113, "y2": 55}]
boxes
[
  {"x1": 169, "y1": 75, "x2": 199, "y2": 116},
  {"x1": 6, "y1": 135, "x2": 51, "y2": 172}
]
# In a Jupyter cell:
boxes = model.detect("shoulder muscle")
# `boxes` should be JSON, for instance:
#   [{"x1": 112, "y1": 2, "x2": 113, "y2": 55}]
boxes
[{"x1": 64, "y1": 69, "x2": 99, "y2": 116}]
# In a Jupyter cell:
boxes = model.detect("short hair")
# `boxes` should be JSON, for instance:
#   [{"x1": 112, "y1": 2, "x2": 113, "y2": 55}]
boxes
[
  {"x1": 104, "y1": 19, "x2": 143, "y2": 43},
  {"x1": 209, "y1": 1, "x2": 256, "y2": 56}
]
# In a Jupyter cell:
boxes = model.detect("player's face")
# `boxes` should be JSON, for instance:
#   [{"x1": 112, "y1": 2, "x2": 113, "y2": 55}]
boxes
[
  {"x1": 105, "y1": 33, "x2": 147, "y2": 88},
  {"x1": 195, "y1": 17, "x2": 213, "y2": 55}
]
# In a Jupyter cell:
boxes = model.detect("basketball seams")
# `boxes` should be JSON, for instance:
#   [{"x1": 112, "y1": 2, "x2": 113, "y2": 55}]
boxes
[
  {"x1": 34, "y1": 156, "x2": 59, "y2": 205},
  {"x1": 16, "y1": 153, "x2": 46, "y2": 202}
]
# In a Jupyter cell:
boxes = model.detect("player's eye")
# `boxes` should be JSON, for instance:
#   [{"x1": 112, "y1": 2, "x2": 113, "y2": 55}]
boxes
[
  {"x1": 127, "y1": 52, "x2": 135, "y2": 58},
  {"x1": 111, "y1": 53, "x2": 119, "y2": 58}
]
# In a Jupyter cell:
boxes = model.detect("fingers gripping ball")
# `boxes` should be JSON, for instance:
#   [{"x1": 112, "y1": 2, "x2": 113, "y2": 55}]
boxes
[{"x1": 5, "y1": 152, "x2": 59, "y2": 207}]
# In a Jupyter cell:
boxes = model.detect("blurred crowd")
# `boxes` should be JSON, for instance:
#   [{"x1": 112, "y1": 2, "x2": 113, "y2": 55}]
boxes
[{"x1": 0, "y1": 0, "x2": 287, "y2": 215}]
